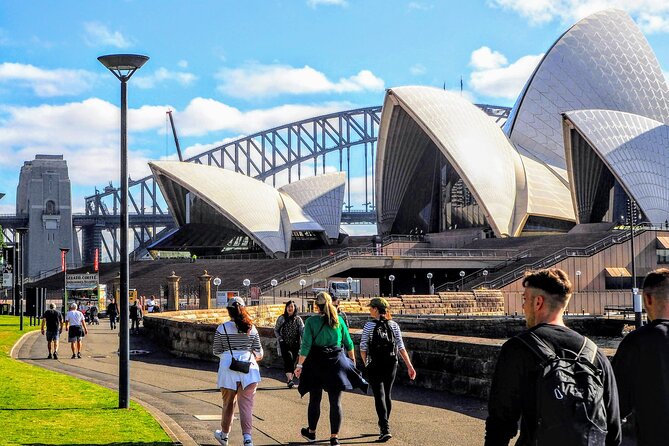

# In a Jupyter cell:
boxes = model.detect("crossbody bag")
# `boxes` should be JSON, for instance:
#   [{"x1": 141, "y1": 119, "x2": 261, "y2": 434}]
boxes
[{"x1": 222, "y1": 323, "x2": 254, "y2": 374}]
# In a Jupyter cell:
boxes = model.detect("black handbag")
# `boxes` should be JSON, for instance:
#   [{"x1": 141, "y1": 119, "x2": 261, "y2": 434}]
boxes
[{"x1": 223, "y1": 324, "x2": 252, "y2": 374}]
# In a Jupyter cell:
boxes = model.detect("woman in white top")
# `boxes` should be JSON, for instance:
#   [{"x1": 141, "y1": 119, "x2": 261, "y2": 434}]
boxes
[
  {"x1": 359, "y1": 297, "x2": 416, "y2": 442},
  {"x1": 212, "y1": 297, "x2": 263, "y2": 446}
]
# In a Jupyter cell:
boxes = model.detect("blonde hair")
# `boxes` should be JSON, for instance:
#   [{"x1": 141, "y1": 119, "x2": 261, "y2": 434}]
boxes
[{"x1": 316, "y1": 292, "x2": 340, "y2": 328}]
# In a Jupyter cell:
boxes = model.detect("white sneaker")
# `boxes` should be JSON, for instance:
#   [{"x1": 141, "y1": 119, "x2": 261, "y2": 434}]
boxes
[{"x1": 214, "y1": 430, "x2": 228, "y2": 446}]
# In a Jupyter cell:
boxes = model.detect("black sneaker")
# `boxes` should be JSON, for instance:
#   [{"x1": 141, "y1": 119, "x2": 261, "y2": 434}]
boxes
[
  {"x1": 287, "y1": 379, "x2": 295, "y2": 389},
  {"x1": 77, "y1": 352, "x2": 81, "y2": 359},
  {"x1": 378, "y1": 432, "x2": 392, "y2": 442},
  {"x1": 53, "y1": 352, "x2": 58, "y2": 360},
  {"x1": 71, "y1": 354, "x2": 76, "y2": 359},
  {"x1": 47, "y1": 353, "x2": 52, "y2": 359},
  {"x1": 330, "y1": 438, "x2": 340, "y2": 445},
  {"x1": 300, "y1": 427, "x2": 316, "y2": 443}
]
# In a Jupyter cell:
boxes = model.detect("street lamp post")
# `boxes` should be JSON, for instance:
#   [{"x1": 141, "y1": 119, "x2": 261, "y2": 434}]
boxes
[
  {"x1": 628, "y1": 200, "x2": 642, "y2": 328},
  {"x1": 459, "y1": 270, "x2": 466, "y2": 290},
  {"x1": 346, "y1": 276, "x2": 353, "y2": 299},
  {"x1": 299, "y1": 279, "x2": 307, "y2": 312},
  {"x1": 98, "y1": 53, "x2": 149, "y2": 410},
  {"x1": 243, "y1": 278, "x2": 251, "y2": 303},
  {"x1": 60, "y1": 248, "x2": 70, "y2": 314},
  {"x1": 213, "y1": 277, "x2": 221, "y2": 306},
  {"x1": 427, "y1": 272, "x2": 433, "y2": 294},
  {"x1": 388, "y1": 275, "x2": 395, "y2": 297},
  {"x1": 16, "y1": 228, "x2": 28, "y2": 331},
  {"x1": 482, "y1": 270, "x2": 489, "y2": 287},
  {"x1": 270, "y1": 279, "x2": 278, "y2": 305}
]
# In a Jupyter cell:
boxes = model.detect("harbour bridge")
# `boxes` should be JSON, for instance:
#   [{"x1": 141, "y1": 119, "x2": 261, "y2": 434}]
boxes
[{"x1": 1, "y1": 103, "x2": 510, "y2": 265}]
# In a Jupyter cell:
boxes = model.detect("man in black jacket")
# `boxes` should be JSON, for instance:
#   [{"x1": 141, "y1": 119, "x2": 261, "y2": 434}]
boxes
[
  {"x1": 485, "y1": 268, "x2": 621, "y2": 446},
  {"x1": 613, "y1": 268, "x2": 669, "y2": 446}
]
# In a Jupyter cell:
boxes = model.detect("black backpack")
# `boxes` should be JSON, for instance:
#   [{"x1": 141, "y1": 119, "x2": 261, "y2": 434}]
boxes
[
  {"x1": 368, "y1": 319, "x2": 397, "y2": 363},
  {"x1": 517, "y1": 332, "x2": 608, "y2": 446}
]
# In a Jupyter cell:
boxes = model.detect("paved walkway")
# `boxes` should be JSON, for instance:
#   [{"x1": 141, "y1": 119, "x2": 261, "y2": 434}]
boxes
[{"x1": 14, "y1": 323, "x2": 490, "y2": 445}]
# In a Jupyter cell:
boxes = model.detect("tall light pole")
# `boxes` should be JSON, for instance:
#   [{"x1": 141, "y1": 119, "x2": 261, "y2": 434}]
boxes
[
  {"x1": 60, "y1": 248, "x2": 70, "y2": 313},
  {"x1": 427, "y1": 272, "x2": 433, "y2": 294},
  {"x1": 459, "y1": 270, "x2": 466, "y2": 290},
  {"x1": 482, "y1": 270, "x2": 489, "y2": 287},
  {"x1": 627, "y1": 199, "x2": 642, "y2": 328},
  {"x1": 346, "y1": 276, "x2": 353, "y2": 299},
  {"x1": 16, "y1": 227, "x2": 28, "y2": 331},
  {"x1": 98, "y1": 53, "x2": 149, "y2": 410},
  {"x1": 388, "y1": 274, "x2": 395, "y2": 297}
]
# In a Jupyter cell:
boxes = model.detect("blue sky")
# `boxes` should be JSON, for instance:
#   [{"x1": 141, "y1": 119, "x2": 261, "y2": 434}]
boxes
[{"x1": 2, "y1": 0, "x2": 669, "y2": 227}]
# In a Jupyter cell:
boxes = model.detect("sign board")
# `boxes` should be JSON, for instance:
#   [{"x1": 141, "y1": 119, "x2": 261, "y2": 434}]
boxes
[
  {"x1": 65, "y1": 273, "x2": 99, "y2": 290},
  {"x1": 216, "y1": 290, "x2": 239, "y2": 308},
  {"x1": 2, "y1": 273, "x2": 12, "y2": 288}
]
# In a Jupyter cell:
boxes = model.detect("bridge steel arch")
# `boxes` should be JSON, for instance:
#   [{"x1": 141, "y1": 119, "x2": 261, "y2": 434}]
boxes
[{"x1": 83, "y1": 104, "x2": 510, "y2": 263}]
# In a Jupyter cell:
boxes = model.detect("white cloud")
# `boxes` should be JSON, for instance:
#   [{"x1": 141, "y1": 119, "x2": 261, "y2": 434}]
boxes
[
  {"x1": 408, "y1": 2, "x2": 433, "y2": 11},
  {"x1": 0, "y1": 62, "x2": 96, "y2": 97},
  {"x1": 488, "y1": 0, "x2": 669, "y2": 33},
  {"x1": 307, "y1": 0, "x2": 347, "y2": 7},
  {"x1": 216, "y1": 64, "x2": 384, "y2": 98},
  {"x1": 177, "y1": 60, "x2": 189, "y2": 69},
  {"x1": 470, "y1": 46, "x2": 508, "y2": 70},
  {"x1": 469, "y1": 47, "x2": 543, "y2": 100},
  {"x1": 83, "y1": 22, "x2": 132, "y2": 48},
  {"x1": 134, "y1": 67, "x2": 197, "y2": 89},
  {"x1": 409, "y1": 64, "x2": 426, "y2": 75}
]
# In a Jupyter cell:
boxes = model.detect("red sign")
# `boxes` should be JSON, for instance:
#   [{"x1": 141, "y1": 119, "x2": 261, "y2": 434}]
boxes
[
  {"x1": 61, "y1": 250, "x2": 66, "y2": 272},
  {"x1": 94, "y1": 248, "x2": 99, "y2": 272}
]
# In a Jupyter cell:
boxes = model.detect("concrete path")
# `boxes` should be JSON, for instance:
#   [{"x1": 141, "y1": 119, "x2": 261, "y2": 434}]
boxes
[{"x1": 14, "y1": 323, "x2": 489, "y2": 445}]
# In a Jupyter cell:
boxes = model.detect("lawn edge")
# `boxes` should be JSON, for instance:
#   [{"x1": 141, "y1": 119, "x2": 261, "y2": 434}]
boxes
[{"x1": 11, "y1": 330, "x2": 195, "y2": 446}]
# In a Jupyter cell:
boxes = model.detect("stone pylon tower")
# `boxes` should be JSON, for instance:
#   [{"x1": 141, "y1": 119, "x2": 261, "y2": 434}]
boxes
[{"x1": 16, "y1": 155, "x2": 76, "y2": 277}]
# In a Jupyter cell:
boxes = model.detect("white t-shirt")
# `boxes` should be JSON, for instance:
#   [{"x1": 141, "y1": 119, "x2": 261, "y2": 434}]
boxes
[
  {"x1": 146, "y1": 298, "x2": 155, "y2": 312},
  {"x1": 65, "y1": 310, "x2": 85, "y2": 326}
]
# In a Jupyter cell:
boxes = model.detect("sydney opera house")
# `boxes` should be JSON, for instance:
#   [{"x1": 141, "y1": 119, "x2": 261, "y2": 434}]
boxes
[{"x1": 150, "y1": 9, "x2": 669, "y2": 257}]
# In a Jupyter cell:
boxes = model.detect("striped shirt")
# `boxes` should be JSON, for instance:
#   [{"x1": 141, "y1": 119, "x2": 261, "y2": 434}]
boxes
[
  {"x1": 359, "y1": 319, "x2": 406, "y2": 362},
  {"x1": 213, "y1": 321, "x2": 263, "y2": 356}
]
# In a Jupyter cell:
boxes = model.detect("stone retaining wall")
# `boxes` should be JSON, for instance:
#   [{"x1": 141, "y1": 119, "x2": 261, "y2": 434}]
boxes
[{"x1": 143, "y1": 310, "x2": 620, "y2": 400}]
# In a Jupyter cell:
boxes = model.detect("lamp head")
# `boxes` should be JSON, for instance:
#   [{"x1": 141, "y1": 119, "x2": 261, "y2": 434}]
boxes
[{"x1": 98, "y1": 54, "x2": 149, "y2": 81}]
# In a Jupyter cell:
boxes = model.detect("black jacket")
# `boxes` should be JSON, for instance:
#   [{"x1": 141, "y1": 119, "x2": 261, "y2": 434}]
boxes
[
  {"x1": 485, "y1": 323, "x2": 621, "y2": 446},
  {"x1": 612, "y1": 319, "x2": 669, "y2": 446}
]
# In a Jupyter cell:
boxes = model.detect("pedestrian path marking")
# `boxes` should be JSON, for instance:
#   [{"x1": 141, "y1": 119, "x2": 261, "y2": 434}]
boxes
[{"x1": 194, "y1": 415, "x2": 223, "y2": 421}]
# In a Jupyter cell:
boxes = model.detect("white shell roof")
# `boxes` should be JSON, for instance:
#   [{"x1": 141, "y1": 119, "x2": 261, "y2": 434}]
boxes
[
  {"x1": 278, "y1": 192, "x2": 325, "y2": 233},
  {"x1": 506, "y1": 9, "x2": 669, "y2": 177},
  {"x1": 376, "y1": 86, "x2": 522, "y2": 237},
  {"x1": 149, "y1": 161, "x2": 291, "y2": 256},
  {"x1": 563, "y1": 109, "x2": 669, "y2": 224},
  {"x1": 279, "y1": 172, "x2": 345, "y2": 239}
]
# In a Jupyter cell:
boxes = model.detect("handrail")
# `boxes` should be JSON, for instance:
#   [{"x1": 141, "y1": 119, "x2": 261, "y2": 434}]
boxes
[{"x1": 466, "y1": 227, "x2": 652, "y2": 290}]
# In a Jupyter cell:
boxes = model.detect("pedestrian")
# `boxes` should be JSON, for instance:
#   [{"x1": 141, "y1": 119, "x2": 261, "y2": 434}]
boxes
[
  {"x1": 146, "y1": 295, "x2": 156, "y2": 313},
  {"x1": 89, "y1": 305, "x2": 99, "y2": 325},
  {"x1": 360, "y1": 297, "x2": 416, "y2": 441},
  {"x1": 485, "y1": 268, "x2": 621, "y2": 446},
  {"x1": 332, "y1": 296, "x2": 349, "y2": 328},
  {"x1": 294, "y1": 292, "x2": 367, "y2": 446},
  {"x1": 212, "y1": 296, "x2": 263, "y2": 446},
  {"x1": 40, "y1": 303, "x2": 63, "y2": 359},
  {"x1": 107, "y1": 298, "x2": 119, "y2": 330},
  {"x1": 64, "y1": 302, "x2": 88, "y2": 359},
  {"x1": 130, "y1": 300, "x2": 143, "y2": 334},
  {"x1": 612, "y1": 268, "x2": 669, "y2": 446},
  {"x1": 274, "y1": 300, "x2": 304, "y2": 388}
]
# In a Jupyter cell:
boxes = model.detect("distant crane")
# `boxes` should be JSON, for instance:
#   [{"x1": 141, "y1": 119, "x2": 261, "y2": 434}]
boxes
[{"x1": 166, "y1": 110, "x2": 184, "y2": 162}]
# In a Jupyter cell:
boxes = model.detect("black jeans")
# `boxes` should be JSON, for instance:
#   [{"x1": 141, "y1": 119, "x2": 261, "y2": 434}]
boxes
[
  {"x1": 280, "y1": 341, "x2": 299, "y2": 373},
  {"x1": 367, "y1": 360, "x2": 398, "y2": 431},
  {"x1": 109, "y1": 315, "x2": 117, "y2": 329},
  {"x1": 131, "y1": 318, "x2": 141, "y2": 332},
  {"x1": 308, "y1": 387, "x2": 343, "y2": 434}
]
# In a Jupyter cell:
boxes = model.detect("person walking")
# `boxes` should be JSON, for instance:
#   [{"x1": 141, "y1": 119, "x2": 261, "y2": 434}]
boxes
[
  {"x1": 146, "y1": 295, "x2": 156, "y2": 313},
  {"x1": 613, "y1": 268, "x2": 669, "y2": 446},
  {"x1": 360, "y1": 297, "x2": 416, "y2": 441},
  {"x1": 130, "y1": 300, "x2": 143, "y2": 334},
  {"x1": 107, "y1": 298, "x2": 119, "y2": 330},
  {"x1": 485, "y1": 268, "x2": 621, "y2": 446},
  {"x1": 332, "y1": 297, "x2": 349, "y2": 328},
  {"x1": 64, "y1": 303, "x2": 88, "y2": 359},
  {"x1": 294, "y1": 292, "x2": 367, "y2": 446},
  {"x1": 212, "y1": 297, "x2": 263, "y2": 446},
  {"x1": 274, "y1": 300, "x2": 304, "y2": 388},
  {"x1": 40, "y1": 303, "x2": 63, "y2": 359}
]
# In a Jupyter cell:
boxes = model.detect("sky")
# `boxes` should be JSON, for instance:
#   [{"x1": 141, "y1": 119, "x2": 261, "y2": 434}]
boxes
[{"x1": 3, "y1": 0, "x2": 669, "y2": 234}]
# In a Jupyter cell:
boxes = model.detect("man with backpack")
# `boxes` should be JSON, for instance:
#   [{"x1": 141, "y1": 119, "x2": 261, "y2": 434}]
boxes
[
  {"x1": 485, "y1": 268, "x2": 621, "y2": 446},
  {"x1": 360, "y1": 297, "x2": 416, "y2": 442},
  {"x1": 613, "y1": 268, "x2": 669, "y2": 446}
]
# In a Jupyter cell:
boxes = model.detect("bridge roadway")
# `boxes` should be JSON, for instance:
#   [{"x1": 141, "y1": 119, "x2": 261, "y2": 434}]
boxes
[{"x1": 15, "y1": 323, "x2": 490, "y2": 446}]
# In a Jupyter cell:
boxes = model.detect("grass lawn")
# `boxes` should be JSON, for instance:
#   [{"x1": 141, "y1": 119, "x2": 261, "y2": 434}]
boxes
[{"x1": 0, "y1": 315, "x2": 172, "y2": 445}]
